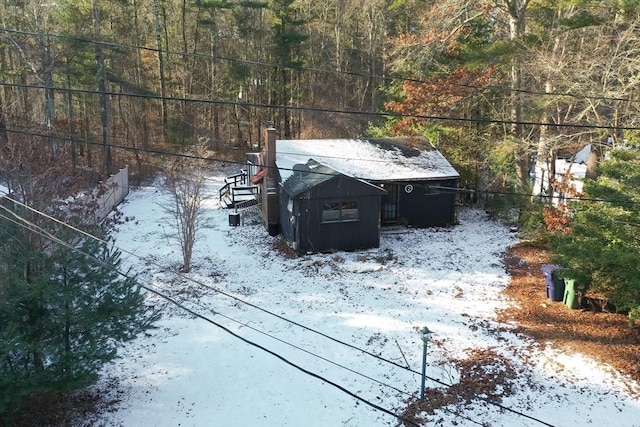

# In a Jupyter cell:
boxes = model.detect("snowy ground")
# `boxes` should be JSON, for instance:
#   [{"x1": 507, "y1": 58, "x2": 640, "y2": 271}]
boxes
[{"x1": 96, "y1": 174, "x2": 640, "y2": 427}]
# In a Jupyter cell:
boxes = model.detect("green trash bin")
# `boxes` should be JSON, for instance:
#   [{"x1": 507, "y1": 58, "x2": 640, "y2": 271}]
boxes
[{"x1": 563, "y1": 278, "x2": 578, "y2": 309}]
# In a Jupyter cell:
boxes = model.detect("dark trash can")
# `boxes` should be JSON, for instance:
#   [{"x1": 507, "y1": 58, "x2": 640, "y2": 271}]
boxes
[
  {"x1": 229, "y1": 212, "x2": 240, "y2": 226},
  {"x1": 563, "y1": 278, "x2": 578, "y2": 309},
  {"x1": 542, "y1": 264, "x2": 565, "y2": 301}
]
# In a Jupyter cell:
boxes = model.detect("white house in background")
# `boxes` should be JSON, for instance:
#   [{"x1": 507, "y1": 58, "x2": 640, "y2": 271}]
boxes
[{"x1": 533, "y1": 144, "x2": 591, "y2": 205}]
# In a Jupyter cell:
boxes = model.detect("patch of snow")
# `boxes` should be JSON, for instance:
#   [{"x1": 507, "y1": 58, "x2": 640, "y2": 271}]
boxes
[{"x1": 96, "y1": 175, "x2": 640, "y2": 427}]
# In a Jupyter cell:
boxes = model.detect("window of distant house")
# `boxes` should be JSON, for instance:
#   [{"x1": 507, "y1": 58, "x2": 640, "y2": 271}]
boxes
[{"x1": 322, "y1": 200, "x2": 359, "y2": 223}]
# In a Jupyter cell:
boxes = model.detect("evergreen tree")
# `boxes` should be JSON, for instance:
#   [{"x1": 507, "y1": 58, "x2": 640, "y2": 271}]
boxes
[
  {"x1": 552, "y1": 147, "x2": 640, "y2": 322},
  {"x1": 0, "y1": 214, "x2": 159, "y2": 421}
]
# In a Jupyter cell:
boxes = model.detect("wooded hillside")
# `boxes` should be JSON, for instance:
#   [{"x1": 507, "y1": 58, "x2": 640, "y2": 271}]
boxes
[{"x1": 1, "y1": 0, "x2": 640, "y2": 190}]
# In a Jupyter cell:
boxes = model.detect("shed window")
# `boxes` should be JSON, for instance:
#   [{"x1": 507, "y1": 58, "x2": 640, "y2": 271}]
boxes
[{"x1": 322, "y1": 200, "x2": 359, "y2": 223}]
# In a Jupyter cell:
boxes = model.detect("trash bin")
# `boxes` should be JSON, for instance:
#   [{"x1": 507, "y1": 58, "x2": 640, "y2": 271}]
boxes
[
  {"x1": 228, "y1": 212, "x2": 240, "y2": 226},
  {"x1": 550, "y1": 270, "x2": 566, "y2": 302},
  {"x1": 542, "y1": 264, "x2": 564, "y2": 301},
  {"x1": 563, "y1": 278, "x2": 578, "y2": 309}
]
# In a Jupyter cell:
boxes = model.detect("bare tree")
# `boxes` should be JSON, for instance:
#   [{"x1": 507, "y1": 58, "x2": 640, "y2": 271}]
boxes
[{"x1": 163, "y1": 151, "x2": 209, "y2": 273}]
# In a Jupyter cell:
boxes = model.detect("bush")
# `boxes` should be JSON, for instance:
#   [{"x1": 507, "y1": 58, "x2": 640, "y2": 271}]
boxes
[
  {"x1": 0, "y1": 229, "x2": 159, "y2": 422},
  {"x1": 550, "y1": 148, "x2": 640, "y2": 315}
]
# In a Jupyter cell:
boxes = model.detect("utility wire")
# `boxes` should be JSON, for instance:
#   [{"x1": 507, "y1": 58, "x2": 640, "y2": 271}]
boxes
[
  {"x1": 0, "y1": 190, "x2": 425, "y2": 373},
  {"x1": 6, "y1": 123, "x2": 639, "y2": 218},
  {"x1": 0, "y1": 80, "x2": 636, "y2": 131},
  {"x1": 0, "y1": 27, "x2": 632, "y2": 103},
  {"x1": 186, "y1": 298, "x2": 415, "y2": 398},
  {"x1": 5, "y1": 125, "x2": 638, "y2": 208},
  {"x1": 185, "y1": 301, "x2": 486, "y2": 426},
  {"x1": 0, "y1": 205, "x2": 424, "y2": 427},
  {"x1": 0, "y1": 189, "x2": 557, "y2": 427},
  {"x1": 1, "y1": 119, "x2": 625, "y2": 192},
  {"x1": 0, "y1": 206, "x2": 400, "y2": 396},
  {"x1": 0, "y1": 201, "x2": 539, "y2": 427},
  {"x1": 2, "y1": 124, "x2": 464, "y2": 172},
  {"x1": 424, "y1": 184, "x2": 640, "y2": 208},
  {"x1": 0, "y1": 197, "x2": 489, "y2": 427}
]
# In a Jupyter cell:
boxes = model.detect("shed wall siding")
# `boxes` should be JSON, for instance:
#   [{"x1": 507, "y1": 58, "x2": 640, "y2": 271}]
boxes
[
  {"x1": 394, "y1": 178, "x2": 458, "y2": 227},
  {"x1": 295, "y1": 196, "x2": 380, "y2": 253},
  {"x1": 280, "y1": 175, "x2": 383, "y2": 253}
]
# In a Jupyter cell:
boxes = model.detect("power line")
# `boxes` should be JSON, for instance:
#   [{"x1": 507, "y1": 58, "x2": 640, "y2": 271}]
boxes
[
  {"x1": 6, "y1": 125, "x2": 639, "y2": 209},
  {"x1": 5, "y1": 125, "x2": 638, "y2": 213},
  {"x1": 0, "y1": 80, "x2": 636, "y2": 131},
  {"x1": 0, "y1": 189, "x2": 424, "y2": 373},
  {"x1": 425, "y1": 184, "x2": 640, "y2": 208},
  {"x1": 0, "y1": 27, "x2": 632, "y2": 104},
  {"x1": 1, "y1": 124, "x2": 463, "y2": 172},
  {"x1": 191, "y1": 299, "x2": 517, "y2": 427},
  {"x1": 0, "y1": 200, "x2": 546, "y2": 427},
  {"x1": 0, "y1": 205, "x2": 424, "y2": 427},
  {"x1": 0, "y1": 194, "x2": 491, "y2": 427},
  {"x1": 186, "y1": 299, "x2": 415, "y2": 398},
  {"x1": 0, "y1": 205, "x2": 395, "y2": 395},
  {"x1": 4, "y1": 200, "x2": 529, "y2": 427},
  {"x1": 3, "y1": 125, "x2": 248, "y2": 165},
  {"x1": 0, "y1": 121, "x2": 623, "y2": 180},
  {"x1": 0, "y1": 189, "x2": 558, "y2": 427}
]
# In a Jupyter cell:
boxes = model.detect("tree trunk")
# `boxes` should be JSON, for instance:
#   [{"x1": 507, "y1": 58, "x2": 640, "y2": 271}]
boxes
[
  {"x1": 506, "y1": 0, "x2": 530, "y2": 192},
  {"x1": 93, "y1": 0, "x2": 111, "y2": 174},
  {"x1": 536, "y1": 34, "x2": 562, "y2": 204},
  {"x1": 0, "y1": 94, "x2": 7, "y2": 153},
  {"x1": 63, "y1": 270, "x2": 72, "y2": 381},
  {"x1": 65, "y1": 70, "x2": 77, "y2": 168},
  {"x1": 153, "y1": 0, "x2": 168, "y2": 137},
  {"x1": 586, "y1": 143, "x2": 603, "y2": 180},
  {"x1": 43, "y1": 34, "x2": 58, "y2": 155}
]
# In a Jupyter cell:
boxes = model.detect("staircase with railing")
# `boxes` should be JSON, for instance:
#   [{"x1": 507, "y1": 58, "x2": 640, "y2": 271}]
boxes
[{"x1": 219, "y1": 169, "x2": 260, "y2": 210}]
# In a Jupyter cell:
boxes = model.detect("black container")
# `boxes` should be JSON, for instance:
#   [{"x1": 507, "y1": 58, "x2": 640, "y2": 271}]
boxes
[{"x1": 229, "y1": 212, "x2": 240, "y2": 226}]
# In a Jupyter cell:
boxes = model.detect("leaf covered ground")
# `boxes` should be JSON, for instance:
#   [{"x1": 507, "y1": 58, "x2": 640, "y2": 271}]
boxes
[{"x1": 500, "y1": 242, "x2": 640, "y2": 384}]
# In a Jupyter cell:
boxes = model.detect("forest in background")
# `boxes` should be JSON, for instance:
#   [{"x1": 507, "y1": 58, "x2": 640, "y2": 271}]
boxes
[{"x1": 2, "y1": 0, "x2": 640, "y2": 192}]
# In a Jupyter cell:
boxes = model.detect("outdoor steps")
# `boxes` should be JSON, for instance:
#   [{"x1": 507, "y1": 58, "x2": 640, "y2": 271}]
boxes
[
  {"x1": 220, "y1": 169, "x2": 261, "y2": 209},
  {"x1": 232, "y1": 187, "x2": 257, "y2": 196},
  {"x1": 222, "y1": 185, "x2": 259, "y2": 209}
]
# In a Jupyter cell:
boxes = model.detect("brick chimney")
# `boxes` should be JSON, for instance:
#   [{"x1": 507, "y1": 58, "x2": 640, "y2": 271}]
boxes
[
  {"x1": 265, "y1": 125, "x2": 277, "y2": 180},
  {"x1": 262, "y1": 125, "x2": 279, "y2": 236}
]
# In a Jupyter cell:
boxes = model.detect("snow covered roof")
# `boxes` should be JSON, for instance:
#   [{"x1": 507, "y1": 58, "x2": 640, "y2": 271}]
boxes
[
  {"x1": 567, "y1": 144, "x2": 591, "y2": 165},
  {"x1": 532, "y1": 145, "x2": 591, "y2": 200},
  {"x1": 280, "y1": 160, "x2": 339, "y2": 197},
  {"x1": 281, "y1": 159, "x2": 386, "y2": 197},
  {"x1": 276, "y1": 137, "x2": 459, "y2": 182}
]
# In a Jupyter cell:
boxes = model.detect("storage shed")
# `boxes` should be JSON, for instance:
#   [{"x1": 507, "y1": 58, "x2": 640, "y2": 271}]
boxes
[{"x1": 278, "y1": 159, "x2": 386, "y2": 253}]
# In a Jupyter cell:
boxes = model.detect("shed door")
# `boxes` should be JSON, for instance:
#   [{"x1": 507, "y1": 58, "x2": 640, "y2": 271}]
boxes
[{"x1": 381, "y1": 184, "x2": 399, "y2": 224}]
